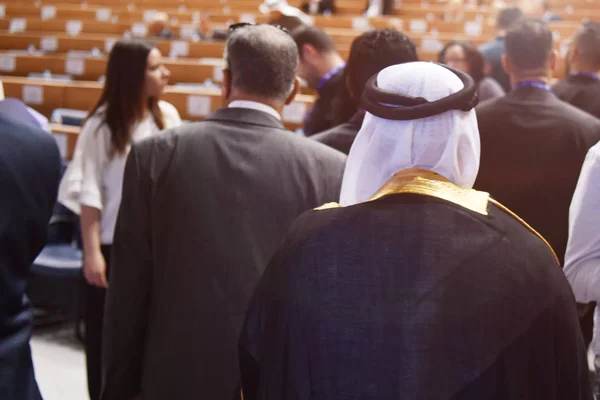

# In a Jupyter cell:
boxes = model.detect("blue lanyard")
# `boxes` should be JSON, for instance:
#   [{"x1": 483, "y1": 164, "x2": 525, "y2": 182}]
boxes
[
  {"x1": 570, "y1": 71, "x2": 600, "y2": 81},
  {"x1": 514, "y1": 80, "x2": 551, "y2": 91},
  {"x1": 317, "y1": 64, "x2": 345, "y2": 91}
]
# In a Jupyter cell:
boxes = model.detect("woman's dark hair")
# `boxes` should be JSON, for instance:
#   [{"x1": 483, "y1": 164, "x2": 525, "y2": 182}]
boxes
[
  {"x1": 87, "y1": 39, "x2": 164, "y2": 155},
  {"x1": 438, "y1": 41, "x2": 485, "y2": 84},
  {"x1": 331, "y1": 29, "x2": 418, "y2": 125}
]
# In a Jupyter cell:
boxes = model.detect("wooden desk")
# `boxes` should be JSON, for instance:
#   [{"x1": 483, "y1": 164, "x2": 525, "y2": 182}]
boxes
[
  {"x1": 0, "y1": 75, "x2": 314, "y2": 130},
  {"x1": 50, "y1": 122, "x2": 80, "y2": 159}
]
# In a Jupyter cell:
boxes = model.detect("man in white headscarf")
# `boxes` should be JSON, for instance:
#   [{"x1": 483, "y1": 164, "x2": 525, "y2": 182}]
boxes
[{"x1": 238, "y1": 62, "x2": 591, "y2": 400}]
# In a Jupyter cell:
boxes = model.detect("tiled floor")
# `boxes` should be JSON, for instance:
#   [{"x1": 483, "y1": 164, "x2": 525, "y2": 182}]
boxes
[{"x1": 31, "y1": 325, "x2": 88, "y2": 400}]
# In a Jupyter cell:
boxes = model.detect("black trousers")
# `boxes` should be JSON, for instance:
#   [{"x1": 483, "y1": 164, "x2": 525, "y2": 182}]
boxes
[{"x1": 85, "y1": 245, "x2": 111, "y2": 400}]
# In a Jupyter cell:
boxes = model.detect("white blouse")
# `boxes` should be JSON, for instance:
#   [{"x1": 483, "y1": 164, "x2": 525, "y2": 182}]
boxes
[{"x1": 58, "y1": 100, "x2": 182, "y2": 244}]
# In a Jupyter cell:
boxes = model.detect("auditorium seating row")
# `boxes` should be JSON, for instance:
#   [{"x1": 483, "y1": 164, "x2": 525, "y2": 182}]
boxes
[
  {"x1": 3, "y1": 0, "x2": 599, "y2": 21},
  {"x1": 0, "y1": 0, "x2": 586, "y2": 159},
  {"x1": 1, "y1": 74, "x2": 313, "y2": 157}
]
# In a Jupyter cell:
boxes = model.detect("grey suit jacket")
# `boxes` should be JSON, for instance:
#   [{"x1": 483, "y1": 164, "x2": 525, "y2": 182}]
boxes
[{"x1": 101, "y1": 107, "x2": 346, "y2": 400}]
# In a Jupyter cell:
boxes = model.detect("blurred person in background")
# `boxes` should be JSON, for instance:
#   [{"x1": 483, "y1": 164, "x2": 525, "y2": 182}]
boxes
[
  {"x1": 260, "y1": 0, "x2": 313, "y2": 31},
  {"x1": 479, "y1": 7, "x2": 524, "y2": 92},
  {"x1": 540, "y1": 1, "x2": 562, "y2": 22},
  {"x1": 292, "y1": 26, "x2": 346, "y2": 135},
  {"x1": 301, "y1": 0, "x2": 335, "y2": 15},
  {"x1": 475, "y1": 19, "x2": 600, "y2": 267},
  {"x1": 553, "y1": 22, "x2": 600, "y2": 119},
  {"x1": 364, "y1": 0, "x2": 394, "y2": 17},
  {"x1": 440, "y1": 41, "x2": 505, "y2": 101},
  {"x1": 148, "y1": 12, "x2": 176, "y2": 39},
  {"x1": 312, "y1": 29, "x2": 418, "y2": 154},
  {"x1": 57, "y1": 39, "x2": 181, "y2": 400}
]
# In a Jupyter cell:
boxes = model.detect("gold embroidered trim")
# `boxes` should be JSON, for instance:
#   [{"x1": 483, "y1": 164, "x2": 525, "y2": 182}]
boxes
[
  {"x1": 313, "y1": 202, "x2": 342, "y2": 211},
  {"x1": 313, "y1": 168, "x2": 557, "y2": 262},
  {"x1": 489, "y1": 198, "x2": 559, "y2": 263},
  {"x1": 369, "y1": 169, "x2": 490, "y2": 215}
]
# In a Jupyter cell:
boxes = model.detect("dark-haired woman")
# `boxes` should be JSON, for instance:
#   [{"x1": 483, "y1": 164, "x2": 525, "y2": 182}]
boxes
[
  {"x1": 439, "y1": 41, "x2": 505, "y2": 102},
  {"x1": 58, "y1": 39, "x2": 181, "y2": 400}
]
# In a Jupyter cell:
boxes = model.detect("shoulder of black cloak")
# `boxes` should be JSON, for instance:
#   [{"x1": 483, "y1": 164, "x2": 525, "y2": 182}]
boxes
[{"x1": 241, "y1": 194, "x2": 581, "y2": 399}]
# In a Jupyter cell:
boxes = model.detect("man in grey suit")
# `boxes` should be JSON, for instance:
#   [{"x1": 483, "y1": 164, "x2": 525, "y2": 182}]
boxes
[{"x1": 101, "y1": 24, "x2": 346, "y2": 400}]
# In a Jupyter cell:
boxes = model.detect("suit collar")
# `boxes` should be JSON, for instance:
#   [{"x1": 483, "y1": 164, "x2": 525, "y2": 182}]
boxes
[
  {"x1": 507, "y1": 85, "x2": 557, "y2": 102},
  {"x1": 205, "y1": 107, "x2": 286, "y2": 130},
  {"x1": 228, "y1": 100, "x2": 281, "y2": 120},
  {"x1": 567, "y1": 73, "x2": 600, "y2": 85}
]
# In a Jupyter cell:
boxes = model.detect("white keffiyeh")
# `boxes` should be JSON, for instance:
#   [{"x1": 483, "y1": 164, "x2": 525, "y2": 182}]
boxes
[{"x1": 339, "y1": 62, "x2": 481, "y2": 206}]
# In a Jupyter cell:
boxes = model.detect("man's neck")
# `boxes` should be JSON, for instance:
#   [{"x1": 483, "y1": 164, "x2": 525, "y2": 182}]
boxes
[
  {"x1": 570, "y1": 63, "x2": 600, "y2": 76},
  {"x1": 225, "y1": 93, "x2": 284, "y2": 115},
  {"x1": 511, "y1": 69, "x2": 552, "y2": 88},
  {"x1": 319, "y1": 53, "x2": 345, "y2": 80}
]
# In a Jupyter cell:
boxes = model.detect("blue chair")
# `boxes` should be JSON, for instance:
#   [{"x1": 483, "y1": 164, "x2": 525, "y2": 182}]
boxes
[
  {"x1": 51, "y1": 108, "x2": 88, "y2": 127},
  {"x1": 29, "y1": 164, "x2": 84, "y2": 339},
  {"x1": 31, "y1": 241, "x2": 82, "y2": 278}
]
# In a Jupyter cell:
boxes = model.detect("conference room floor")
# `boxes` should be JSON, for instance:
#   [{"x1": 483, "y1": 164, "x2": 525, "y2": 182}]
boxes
[{"x1": 32, "y1": 325, "x2": 87, "y2": 400}]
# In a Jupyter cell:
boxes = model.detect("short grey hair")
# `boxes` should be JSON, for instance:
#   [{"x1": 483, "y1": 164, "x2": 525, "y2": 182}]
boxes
[{"x1": 224, "y1": 25, "x2": 298, "y2": 101}]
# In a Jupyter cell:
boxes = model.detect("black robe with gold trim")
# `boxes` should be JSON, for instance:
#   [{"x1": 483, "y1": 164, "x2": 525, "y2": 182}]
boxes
[{"x1": 239, "y1": 170, "x2": 591, "y2": 400}]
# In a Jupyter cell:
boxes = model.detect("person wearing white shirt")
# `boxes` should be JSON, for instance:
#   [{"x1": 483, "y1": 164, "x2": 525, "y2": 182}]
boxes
[
  {"x1": 564, "y1": 142, "x2": 600, "y2": 398},
  {"x1": 57, "y1": 39, "x2": 181, "y2": 400}
]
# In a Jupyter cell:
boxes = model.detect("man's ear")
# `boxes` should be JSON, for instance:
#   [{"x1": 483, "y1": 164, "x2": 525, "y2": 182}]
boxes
[
  {"x1": 301, "y1": 43, "x2": 317, "y2": 62},
  {"x1": 501, "y1": 54, "x2": 512, "y2": 75},
  {"x1": 285, "y1": 77, "x2": 301, "y2": 105},
  {"x1": 222, "y1": 68, "x2": 232, "y2": 102},
  {"x1": 568, "y1": 46, "x2": 578, "y2": 63}
]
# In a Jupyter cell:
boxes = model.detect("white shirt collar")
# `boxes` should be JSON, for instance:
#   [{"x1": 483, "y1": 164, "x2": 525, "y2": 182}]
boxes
[{"x1": 228, "y1": 100, "x2": 281, "y2": 121}]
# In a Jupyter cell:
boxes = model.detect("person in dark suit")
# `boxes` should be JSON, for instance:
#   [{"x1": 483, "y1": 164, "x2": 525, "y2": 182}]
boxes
[
  {"x1": 312, "y1": 29, "x2": 418, "y2": 154},
  {"x1": 540, "y1": 1, "x2": 562, "y2": 22},
  {"x1": 0, "y1": 114, "x2": 61, "y2": 400},
  {"x1": 101, "y1": 24, "x2": 346, "y2": 400},
  {"x1": 553, "y1": 22, "x2": 600, "y2": 119},
  {"x1": 301, "y1": 0, "x2": 335, "y2": 15},
  {"x1": 475, "y1": 18, "x2": 600, "y2": 265},
  {"x1": 364, "y1": 0, "x2": 394, "y2": 16},
  {"x1": 292, "y1": 26, "x2": 346, "y2": 135},
  {"x1": 479, "y1": 7, "x2": 524, "y2": 93}
]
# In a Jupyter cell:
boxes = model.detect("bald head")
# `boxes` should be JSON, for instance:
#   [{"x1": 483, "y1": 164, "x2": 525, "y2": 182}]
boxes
[
  {"x1": 572, "y1": 22, "x2": 600, "y2": 71},
  {"x1": 225, "y1": 25, "x2": 298, "y2": 102}
]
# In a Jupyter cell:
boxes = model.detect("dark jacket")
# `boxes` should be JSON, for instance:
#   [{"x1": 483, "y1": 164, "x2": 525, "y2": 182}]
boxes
[
  {"x1": 479, "y1": 37, "x2": 511, "y2": 93},
  {"x1": 301, "y1": 0, "x2": 335, "y2": 14},
  {"x1": 363, "y1": 0, "x2": 394, "y2": 15},
  {"x1": 311, "y1": 111, "x2": 365, "y2": 154},
  {"x1": 304, "y1": 67, "x2": 345, "y2": 136},
  {"x1": 101, "y1": 107, "x2": 346, "y2": 400},
  {"x1": 240, "y1": 191, "x2": 591, "y2": 400},
  {"x1": 553, "y1": 74, "x2": 600, "y2": 119},
  {"x1": 475, "y1": 86, "x2": 600, "y2": 264},
  {"x1": 0, "y1": 114, "x2": 61, "y2": 400}
]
